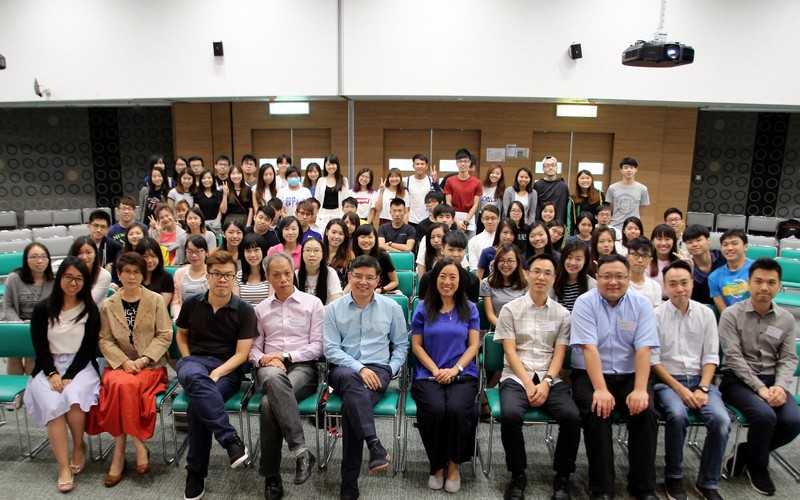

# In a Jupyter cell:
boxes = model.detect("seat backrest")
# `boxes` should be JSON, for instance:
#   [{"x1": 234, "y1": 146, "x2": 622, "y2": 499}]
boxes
[
  {"x1": 0, "y1": 252, "x2": 24, "y2": 275},
  {"x1": 32, "y1": 225, "x2": 68, "y2": 240},
  {"x1": 686, "y1": 212, "x2": 715, "y2": 231},
  {"x1": 39, "y1": 235, "x2": 75, "y2": 259},
  {"x1": 0, "y1": 228, "x2": 32, "y2": 242},
  {"x1": 23, "y1": 209, "x2": 53, "y2": 228},
  {"x1": 708, "y1": 232, "x2": 722, "y2": 251},
  {"x1": 0, "y1": 239, "x2": 32, "y2": 254},
  {"x1": 776, "y1": 257, "x2": 800, "y2": 283},
  {"x1": 748, "y1": 216, "x2": 781, "y2": 236},
  {"x1": 483, "y1": 333, "x2": 505, "y2": 372},
  {"x1": 779, "y1": 238, "x2": 800, "y2": 252},
  {"x1": 747, "y1": 235, "x2": 778, "y2": 248},
  {"x1": 52, "y1": 209, "x2": 83, "y2": 226},
  {"x1": 168, "y1": 324, "x2": 181, "y2": 360},
  {"x1": 780, "y1": 248, "x2": 800, "y2": 260},
  {"x1": 0, "y1": 211, "x2": 18, "y2": 229},
  {"x1": 477, "y1": 298, "x2": 491, "y2": 331},
  {"x1": 388, "y1": 252, "x2": 415, "y2": 271},
  {"x1": 795, "y1": 340, "x2": 800, "y2": 378},
  {"x1": 68, "y1": 224, "x2": 90, "y2": 238},
  {"x1": 83, "y1": 207, "x2": 113, "y2": 224},
  {"x1": 396, "y1": 270, "x2": 415, "y2": 297},
  {"x1": 716, "y1": 214, "x2": 747, "y2": 232},
  {"x1": 386, "y1": 294, "x2": 409, "y2": 326},
  {"x1": 746, "y1": 246, "x2": 777, "y2": 260},
  {"x1": 0, "y1": 322, "x2": 35, "y2": 357}
]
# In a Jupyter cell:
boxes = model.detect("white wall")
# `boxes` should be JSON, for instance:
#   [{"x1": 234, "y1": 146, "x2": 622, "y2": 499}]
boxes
[
  {"x1": 1, "y1": 0, "x2": 798, "y2": 107},
  {"x1": 0, "y1": 0, "x2": 339, "y2": 104}
]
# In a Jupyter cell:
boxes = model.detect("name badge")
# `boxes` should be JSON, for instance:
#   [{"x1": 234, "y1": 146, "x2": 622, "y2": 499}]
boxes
[
  {"x1": 765, "y1": 325, "x2": 783, "y2": 339},
  {"x1": 537, "y1": 322, "x2": 556, "y2": 332},
  {"x1": 620, "y1": 321, "x2": 637, "y2": 332},
  {"x1": 290, "y1": 317, "x2": 306, "y2": 327}
]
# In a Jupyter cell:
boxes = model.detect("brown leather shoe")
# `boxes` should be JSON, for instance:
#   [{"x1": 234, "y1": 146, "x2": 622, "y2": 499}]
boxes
[
  {"x1": 135, "y1": 447, "x2": 151, "y2": 475},
  {"x1": 104, "y1": 459, "x2": 127, "y2": 488}
]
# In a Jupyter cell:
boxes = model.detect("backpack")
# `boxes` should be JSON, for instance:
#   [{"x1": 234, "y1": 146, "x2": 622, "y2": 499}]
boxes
[{"x1": 777, "y1": 219, "x2": 800, "y2": 240}]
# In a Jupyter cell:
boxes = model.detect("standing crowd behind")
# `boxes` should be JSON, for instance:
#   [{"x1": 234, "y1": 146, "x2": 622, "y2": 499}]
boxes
[{"x1": 3, "y1": 148, "x2": 798, "y2": 500}]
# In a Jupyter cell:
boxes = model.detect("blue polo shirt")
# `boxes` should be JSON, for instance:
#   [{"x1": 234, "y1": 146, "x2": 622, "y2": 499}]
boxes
[{"x1": 570, "y1": 288, "x2": 659, "y2": 374}]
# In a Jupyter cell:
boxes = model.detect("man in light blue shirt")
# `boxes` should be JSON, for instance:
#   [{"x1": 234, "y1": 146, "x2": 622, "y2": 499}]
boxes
[
  {"x1": 323, "y1": 255, "x2": 409, "y2": 500},
  {"x1": 570, "y1": 254, "x2": 660, "y2": 500}
]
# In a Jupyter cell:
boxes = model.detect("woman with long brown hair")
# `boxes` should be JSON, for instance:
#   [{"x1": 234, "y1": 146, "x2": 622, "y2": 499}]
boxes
[{"x1": 566, "y1": 169, "x2": 605, "y2": 236}]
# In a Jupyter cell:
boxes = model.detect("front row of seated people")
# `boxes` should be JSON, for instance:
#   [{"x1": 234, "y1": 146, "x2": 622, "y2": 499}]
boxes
[{"x1": 18, "y1": 247, "x2": 800, "y2": 500}]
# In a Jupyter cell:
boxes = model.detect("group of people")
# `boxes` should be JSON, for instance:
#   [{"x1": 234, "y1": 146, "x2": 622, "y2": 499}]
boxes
[{"x1": 4, "y1": 148, "x2": 800, "y2": 500}]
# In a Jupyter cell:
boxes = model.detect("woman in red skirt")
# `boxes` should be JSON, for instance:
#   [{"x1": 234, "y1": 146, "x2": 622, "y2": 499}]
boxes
[{"x1": 90, "y1": 252, "x2": 173, "y2": 487}]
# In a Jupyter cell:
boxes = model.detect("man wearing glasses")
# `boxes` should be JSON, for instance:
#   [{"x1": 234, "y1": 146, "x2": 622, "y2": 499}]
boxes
[
  {"x1": 664, "y1": 208, "x2": 688, "y2": 255},
  {"x1": 87, "y1": 209, "x2": 122, "y2": 272},
  {"x1": 626, "y1": 237, "x2": 663, "y2": 308},
  {"x1": 570, "y1": 254, "x2": 660, "y2": 500},
  {"x1": 534, "y1": 155, "x2": 570, "y2": 224},
  {"x1": 495, "y1": 253, "x2": 580, "y2": 500},
  {"x1": 443, "y1": 149, "x2": 482, "y2": 237},
  {"x1": 108, "y1": 195, "x2": 148, "y2": 246},
  {"x1": 323, "y1": 255, "x2": 409, "y2": 500},
  {"x1": 175, "y1": 250, "x2": 257, "y2": 500}
]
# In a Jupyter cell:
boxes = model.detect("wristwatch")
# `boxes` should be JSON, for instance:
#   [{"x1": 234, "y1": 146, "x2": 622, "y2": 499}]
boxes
[
  {"x1": 455, "y1": 363, "x2": 464, "y2": 373},
  {"x1": 698, "y1": 385, "x2": 710, "y2": 393},
  {"x1": 282, "y1": 352, "x2": 291, "y2": 363},
  {"x1": 139, "y1": 356, "x2": 149, "y2": 367},
  {"x1": 542, "y1": 375, "x2": 555, "y2": 387},
  {"x1": 380, "y1": 287, "x2": 386, "y2": 294}
]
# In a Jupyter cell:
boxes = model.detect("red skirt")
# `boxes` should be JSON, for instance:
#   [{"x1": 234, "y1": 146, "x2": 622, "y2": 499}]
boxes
[{"x1": 88, "y1": 367, "x2": 168, "y2": 440}]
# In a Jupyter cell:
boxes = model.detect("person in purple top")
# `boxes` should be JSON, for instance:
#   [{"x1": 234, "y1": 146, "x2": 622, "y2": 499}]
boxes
[
  {"x1": 251, "y1": 252, "x2": 324, "y2": 499},
  {"x1": 410, "y1": 258, "x2": 480, "y2": 493}
]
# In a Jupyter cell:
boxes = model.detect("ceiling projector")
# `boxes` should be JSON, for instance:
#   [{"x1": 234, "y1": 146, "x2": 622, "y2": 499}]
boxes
[
  {"x1": 622, "y1": 0, "x2": 694, "y2": 68},
  {"x1": 622, "y1": 40, "x2": 694, "y2": 67}
]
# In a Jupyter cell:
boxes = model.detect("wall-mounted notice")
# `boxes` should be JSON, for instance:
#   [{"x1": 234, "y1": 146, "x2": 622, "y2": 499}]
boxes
[
  {"x1": 515, "y1": 148, "x2": 530, "y2": 159},
  {"x1": 505, "y1": 144, "x2": 516, "y2": 158},
  {"x1": 487, "y1": 148, "x2": 505, "y2": 162}
]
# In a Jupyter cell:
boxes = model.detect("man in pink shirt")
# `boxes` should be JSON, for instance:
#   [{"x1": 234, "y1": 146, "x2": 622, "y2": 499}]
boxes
[
  {"x1": 443, "y1": 148, "x2": 482, "y2": 236},
  {"x1": 250, "y1": 252, "x2": 324, "y2": 500}
]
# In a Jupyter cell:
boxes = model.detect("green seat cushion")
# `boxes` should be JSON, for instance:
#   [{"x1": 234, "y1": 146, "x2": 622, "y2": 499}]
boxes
[
  {"x1": 155, "y1": 379, "x2": 179, "y2": 410},
  {"x1": 795, "y1": 394, "x2": 800, "y2": 406},
  {"x1": 0, "y1": 375, "x2": 30, "y2": 403},
  {"x1": 172, "y1": 381, "x2": 251, "y2": 413},
  {"x1": 246, "y1": 383, "x2": 324, "y2": 414},
  {"x1": 0, "y1": 285, "x2": 5, "y2": 296},
  {"x1": 725, "y1": 403, "x2": 748, "y2": 424},
  {"x1": 324, "y1": 387, "x2": 400, "y2": 416},
  {"x1": 404, "y1": 390, "x2": 417, "y2": 417},
  {"x1": 783, "y1": 281, "x2": 800, "y2": 290},
  {"x1": 485, "y1": 387, "x2": 556, "y2": 421}
]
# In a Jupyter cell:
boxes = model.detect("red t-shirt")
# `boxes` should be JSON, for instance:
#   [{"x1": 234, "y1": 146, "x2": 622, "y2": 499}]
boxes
[{"x1": 444, "y1": 175, "x2": 482, "y2": 212}]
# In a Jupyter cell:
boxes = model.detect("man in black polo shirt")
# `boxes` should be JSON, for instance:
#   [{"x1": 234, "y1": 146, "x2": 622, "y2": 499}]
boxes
[
  {"x1": 378, "y1": 198, "x2": 416, "y2": 253},
  {"x1": 245, "y1": 205, "x2": 280, "y2": 251},
  {"x1": 418, "y1": 231, "x2": 479, "y2": 302},
  {"x1": 175, "y1": 250, "x2": 257, "y2": 500}
]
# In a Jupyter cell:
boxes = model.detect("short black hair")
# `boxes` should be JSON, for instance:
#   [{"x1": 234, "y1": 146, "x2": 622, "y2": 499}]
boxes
[
  {"x1": 188, "y1": 156, "x2": 204, "y2": 166},
  {"x1": 720, "y1": 228, "x2": 747, "y2": 246},
  {"x1": 596, "y1": 203, "x2": 612, "y2": 214},
  {"x1": 749, "y1": 257, "x2": 782, "y2": 281},
  {"x1": 424, "y1": 190, "x2": 445, "y2": 204},
  {"x1": 412, "y1": 153, "x2": 429, "y2": 164},
  {"x1": 256, "y1": 204, "x2": 276, "y2": 220},
  {"x1": 682, "y1": 224, "x2": 710, "y2": 242},
  {"x1": 481, "y1": 205, "x2": 500, "y2": 217},
  {"x1": 627, "y1": 236, "x2": 655, "y2": 256},
  {"x1": 662, "y1": 259, "x2": 692, "y2": 279},
  {"x1": 267, "y1": 197, "x2": 283, "y2": 211},
  {"x1": 241, "y1": 154, "x2": 257, "y2": 164},
  {"x1": 389, "y1": 198, "x2": 406, "y2": 208},
  {"x1": 596, "y1": 254, "x2": 630, "y2": 273},
  {"x1": 526, "y1": 252, "x2": 557, "y2": 270},
  {"x1": 619, "y1": 157, "x2": 638, "y2": 168},
  {"x1": 342, "y1": 196, "x2": 358, "y2": 208},
  {"x1": 433, "y1": 204, "x2": 456, "y2": 218},
  {"x1": 455, "y1": 148, "x2": 471, "y2": 160},
  {"x1": 115, "y1": 251, "x2": 147, "y2": 276},
  {"x1": 664, "y1": 207, "x2": 683, "y2": 220},
  {"x1": 349, "y1": 255, "x2": 381, "y2": 275},
  {"x1": 285, "y1": 166, "x2": 300, "y2": 177},
  {"x1": 443, "y1": 231, "x2": 467, "y2": 249},
  {"x1": 89, "y1": 209, "x2": 111, "y2": 225}
]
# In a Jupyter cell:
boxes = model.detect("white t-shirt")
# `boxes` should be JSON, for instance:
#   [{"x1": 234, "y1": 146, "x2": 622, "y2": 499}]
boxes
[
  {"x1": 405, "y1": 175, "x2": 436, "y2": 224},
  {"x1": 349, "y1": 188, "x2": 379, "y2": 220},
  {"x1": 276, "y1": 186, "x2": 312, "y2": 216},
  {"x1": 378, "y1": 188, "x2": 408, "y2": 221},
  {"x1": 416, "y1": 236, "x2": 470, "y2": 270},
  {"x1": 628, "y1": 277, "x2": 662, "y2": 307},
  {"x1": 515, "y1": 193, "x2": 529, "y2": 209},
  {"x1": 467, "y1": 230, "x2": 495, "y2": 270},
  {"x1": 298, "y1": 266, "x2": 343, "y2": 305}
]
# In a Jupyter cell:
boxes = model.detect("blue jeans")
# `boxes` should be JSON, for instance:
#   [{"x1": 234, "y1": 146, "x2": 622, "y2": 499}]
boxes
[
  {"x1": 654, "y1": 375, "x2": 730, "y2": 489},
  {"x1": 177, "y1": 355, "x2": 244, "y2": 478}
]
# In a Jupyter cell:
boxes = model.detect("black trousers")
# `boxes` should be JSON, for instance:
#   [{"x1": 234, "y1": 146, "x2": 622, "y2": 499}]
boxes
[
  {"x1": 411, "y1": 377, "x2": 479, "y2": 474},
  {"x1": 329, "y1": 364, "x2": 392, "y2": 485},
  {"x1": 571, "y1": 369, "x2": 657, "y2": 495},
  {"x1": 499, "y1": 379, "x2": 581, "y2": 476}
]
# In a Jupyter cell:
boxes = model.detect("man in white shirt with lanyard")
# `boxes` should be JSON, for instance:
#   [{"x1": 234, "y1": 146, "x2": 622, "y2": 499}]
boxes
[{"x1": 404, "y1": 153, "x2": 440, "y2": 230}]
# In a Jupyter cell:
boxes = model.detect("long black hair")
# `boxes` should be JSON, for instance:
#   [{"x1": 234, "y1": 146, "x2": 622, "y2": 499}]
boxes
[
  {"x1": 424, "y1": 258, "x2": 471, "y2": 325},
  {"x1": 424, "y1": 222, "x2": 449, "y2": 271},
  {"x1": 297, "y1": 237, "x2": 332, "y2": 305},
  {"x1": 135, "y1": 237, "x2": 168, "y2": 285},
  {"x1": 554, "y1": 239, "x2": 591, "y2": 297},
  {"x1": 525, "y1": 221, "x2": 554, "y2": 258},
  {"x1": 46, "y1": 256, "x2": 97, "y2": 327},
  {"x1": 17, "y1": 242, "x2": 54, "y2": 284},
  {"x1": 68, "y1": 236, "x2": 101, "y2": 284},
  {"x1": 351, "y1": 223, "x2": 380, "y2": 259},
  {"x1": 148, "y1": 166, "x2": 170, "y2": 198},
  {"x1": 240, "y1": 233, "x2": 267, "y2": 282}
]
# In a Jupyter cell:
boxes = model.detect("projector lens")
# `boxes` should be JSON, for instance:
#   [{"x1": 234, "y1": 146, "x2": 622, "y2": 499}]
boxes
[{"x1": 665, "y1": 45, "x2": 679, "y2": 60}]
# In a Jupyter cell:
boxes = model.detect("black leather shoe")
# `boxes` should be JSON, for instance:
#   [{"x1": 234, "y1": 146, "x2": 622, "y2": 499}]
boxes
[
  {"x1": 367, "y1": 440, "x2": 389, "y2": 473},
  {"x1": 504, "y1": 473, "x2": 527, "y2": 500},
  {"x1": 294, "y1": 450, "x2": 316, "y2": 485},
  {"x1": 551, "y1": 474, "x2": 571, "y2": 500},
  {"x1": 590, "y1": 493, "x2": 614, "y2": 500},
  {"x1": 340, "y1": 481, "x2": 360, "y2": 500},
  {"x1": 264, "y1": 475, "x2": 283, "y2": 500}
]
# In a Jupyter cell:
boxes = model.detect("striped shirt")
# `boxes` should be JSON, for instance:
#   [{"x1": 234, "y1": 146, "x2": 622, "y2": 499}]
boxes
[{"x1": 236, "y1": 271, "x2": 271, "y2": 307}]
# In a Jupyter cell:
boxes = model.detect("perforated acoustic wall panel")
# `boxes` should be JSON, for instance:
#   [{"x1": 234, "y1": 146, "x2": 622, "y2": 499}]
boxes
[
  {"x1": 0, "y1": 107, "x2": 173, "y2": 215},
  {"x1": 689, "y1": 111, "x2": 800, "y2": 218}
]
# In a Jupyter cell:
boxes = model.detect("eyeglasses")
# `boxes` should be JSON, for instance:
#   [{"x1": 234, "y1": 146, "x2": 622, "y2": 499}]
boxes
[
  {"x1": 120, "y1": 269, "x2": 142, "y2": 276},
  {"x1": 550, "y1": 229, "x2": 564, "y2": 237},
  {"x1": 665, "y1": 217, "x2": 683, "y2": 223},
  {"x1": 497, "y1": 259, "x2": 517, "y2": 266},
  {"x1": 628, "y1": 252, "x2": 652, "y2": 260},
  {"x1": 62, "y1": 275, "x2": 85, "y2": 284},
  {"x1": 350, "y1": 273, "x2": 378, "y2": 282},
  {"x1": 456, "y1": 159, "x2": 470, "y2": 164},
  {"x1": 208, "y1": 271, "x2": 236, "y2": 281},
  {"x1": 90, "y1": 223, "x2": 109, "y2": 230},
  {"x1": 118, "y1": 206, "x2": 134, "y2": 212},
  {"x1": 27, "y1": 254, "x2": 48, "y2": 261},
  {"x1": 597, "y1": 274, "x2": 629, "y2": 282},
  {"x1": 303, "y1": 248, "x2": 322, "y2": 254},
  {"x1": 528, "y1": 269, "x2": 555, "y2": 278},
  {"x1": 186, "y1": 249, "x2": 206, "y2": 256}
]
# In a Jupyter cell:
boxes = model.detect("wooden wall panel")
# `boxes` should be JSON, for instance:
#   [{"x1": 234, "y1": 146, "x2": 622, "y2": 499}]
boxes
[
  {"x1": 251, "y1": 129, "x2": 291, "y2": 160},
  {"x1": 383, "y1": 129, "x2": 430, "y2": 167},
  {"x1": 210, "y1": 103, "x2": 233, "y2": 161},
  {"x1": 172, "y1": 103, "x2": 214, "y2": 164},
  {"x1": 571, "y1": 132, "x2": 614, "y2": 190},
  {"x1": 293, "y1": 129, "x2": 332, "y2": 161},
  {"x1": 432, "y1": 130, "x2": 481, "y2": 171},
  {"x1": 175, "y1": 100, "x2": 698, "y2": 232}
]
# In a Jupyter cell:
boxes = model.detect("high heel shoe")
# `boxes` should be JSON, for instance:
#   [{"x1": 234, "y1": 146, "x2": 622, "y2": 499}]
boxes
[
  {"x1": 104, "y1": 459, "x2": 127, "y2": 488},
  {"x1": 135, "y1": 447, "x2": 151, "y2": 475},
  {"x1": 57, "y1": 472, "x2": 74, "y2": 494}
]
